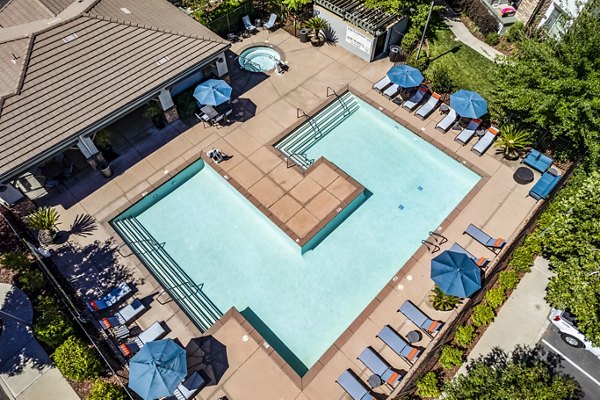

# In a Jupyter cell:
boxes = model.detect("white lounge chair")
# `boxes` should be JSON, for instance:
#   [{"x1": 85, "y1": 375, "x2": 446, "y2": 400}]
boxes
[
  {"x1": 416, "y1": 93, "x2": 441, "y2": 119},
  {"x1": 454, "y1": 119, "x2": 482, "y2": 145},
  {"x1": 435, "y1": 108, "x2": 458, "y2": 132},
  {"x1": 373, "y1": 76, "x2": 392, "y2": 92},
  {"x1": 119, "y1": 321, "x2": 166, "y2": 357},
  {"x1": 472, "y1": 126, "x2": 499, "y2": 156},
  {"x1": 98, "y1": 298, "x2": 145, "y2": 330},
  {"x1": 242, "y1": 15, "x2": 256, "y2": 32},
  {"x1": 402, "y1": 86, "x2": 429, "y2": 111},
  {"x1": 383, "y1": 83, "x2": 400, "y2": 98},
  {"x1": 264, "y1": 13, "x2": 277, "y2": 30}
]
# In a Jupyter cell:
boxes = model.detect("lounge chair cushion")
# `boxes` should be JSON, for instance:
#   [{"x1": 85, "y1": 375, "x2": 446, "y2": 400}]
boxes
[
  {"x1": 87, "y1": 282, "x2": 131, "y2": 312},
  {"x1": 336, "y1": 370, "x2": 375, "y2": 400},
  {"x1": 402, "y1": 86, "x2": 428, "y2": 110},
  {"x1": 449, "y1": 242, "x2": 489, "y2": 267},
  {"x1": 529, "y1": 171, "x2": 561, "y2": 200},
  {"x1": 464, "y1": 224, "x2": 505, "y2": 249},
  {"x1": 436, "y1": 108, "x2": 457, "y2": 131},
  {"x1": 138, "y1": 321, "x2": 166, "y2": 345},
  {"x1": 383, "y1": 83, "x2": 400, "y2": 98},
  {"x1": 472, "y1": 126, "x2": 499, "y2": 156},
  {"x1": 175, "y1": 371, "x2": 206, "y2": 399},
  {"x1": 377, "y1": 325, "x2": 421, "y2": 362},
  {"x1": 523, "y1": 149, "x2": 553, "y2": 173},
  {"x1": 264, "y1": 13, "x2": 277, "y2": 29},
  {"x1": 399, "y1": 301, "x2": 442, "y2": 333},
  {"x1": 373, "y1": 76, "x2": 392, "y2": 92},
  {"x1": 416, "y1": 93, "x2": 441, "y2": 118},
  {"x1": 455, "y1": 119, "x2": 481, "y2": 145}
]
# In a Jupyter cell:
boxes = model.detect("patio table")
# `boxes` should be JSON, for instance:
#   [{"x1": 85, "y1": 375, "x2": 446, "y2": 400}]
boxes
[
  {"x1": 407, "y1": 330, "x2": 422, "y2": 343},
  {"x1": 200, "y1": 105, "x2": 219, "y2": 119},
  {"x1": 367, "y1": 374, "x2": 384, "y2": 388},
  {"x1": 513, "y1": 167, "x2": 534, "y2": 184}
]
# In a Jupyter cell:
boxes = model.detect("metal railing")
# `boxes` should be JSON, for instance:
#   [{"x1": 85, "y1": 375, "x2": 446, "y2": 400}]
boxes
[
  {"x1": 297, "y1": 108, "x2": 322, "y2": 139},
  {"x1": 326, "y1": 86, "x2": 350, "y2": 114}
]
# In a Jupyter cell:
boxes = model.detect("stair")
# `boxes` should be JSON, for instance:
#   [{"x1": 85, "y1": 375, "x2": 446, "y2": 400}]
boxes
[
  {"x1": 275, "y1": 92, "x2": 359, "y2": 169},
  {"x1": 113, "y1": 217, "x2": 222, "y2": 331}
]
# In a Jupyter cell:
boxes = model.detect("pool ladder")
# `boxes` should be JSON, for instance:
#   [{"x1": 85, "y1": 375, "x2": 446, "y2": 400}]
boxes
[{"x1": 422, "y1": 231, "x2": 448, "y2": 253}]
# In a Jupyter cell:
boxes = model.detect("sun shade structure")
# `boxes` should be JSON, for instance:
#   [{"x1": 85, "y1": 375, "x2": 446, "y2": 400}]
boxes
[
  {"x1": 386, "y1": 65, "x2": 424, "y2": 88},
  {"x1": 314, "y1": 0, "x2": 401, "y2": 35},
  {"x1": 129, "y1": 339, "x2": 187, "y2": 400},
  {"x1": 193, "y1": 80, "x2": 233, "y2": 106},
  {"x1": 186, "y1": 336, "x2": 229, "y2": 385},
  {"x1": 450, "y1": 90, "x2": 488, "y2": 119},
  {"x1": 430, "y1": 250, "x2": 482, "y2": 298}
]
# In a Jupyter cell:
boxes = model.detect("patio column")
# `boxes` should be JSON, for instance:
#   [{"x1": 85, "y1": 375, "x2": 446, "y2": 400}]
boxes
[
  {"x1": 77, "y1": 136, "x2": 111, "y2": 176},
  {"x1": 215, "y1": 52, "x2": 228, "y2": 78},
  {"x1": 159, "y1": 88, "x2": 179, "y2": 124}
]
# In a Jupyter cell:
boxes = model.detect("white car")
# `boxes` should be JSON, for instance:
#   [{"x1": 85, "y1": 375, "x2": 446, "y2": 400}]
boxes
[{"x1": 548, "y1": 308, "x2": 600, "y2": 358}]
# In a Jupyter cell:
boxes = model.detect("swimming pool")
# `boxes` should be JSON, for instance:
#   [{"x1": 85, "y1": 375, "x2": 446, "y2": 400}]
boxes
[{"x1": 113, "y1": 93, "x2": 479, "y2": 375}]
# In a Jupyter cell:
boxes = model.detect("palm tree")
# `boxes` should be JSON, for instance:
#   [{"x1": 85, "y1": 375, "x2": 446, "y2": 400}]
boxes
[
  {"x1": 305, "y1": 17, "x2": 329, "y2": 45},
  {"x1": 495, "y1": 124, "x2": 533, "y2": 160}
]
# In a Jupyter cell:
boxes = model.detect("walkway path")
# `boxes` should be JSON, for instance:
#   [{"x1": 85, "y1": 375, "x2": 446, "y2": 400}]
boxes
[{"x1": 441, "y1": 5, "x2": 504, "y2": 61}]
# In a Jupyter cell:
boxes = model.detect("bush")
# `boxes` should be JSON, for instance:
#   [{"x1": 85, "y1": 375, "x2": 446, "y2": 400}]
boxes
[
  {"x1": 52, "y1": 336, "x2": 101, "y2": 381},
  {"x1": 440, "y1": 345, "x2": 464, "y2": 369},
  {"x1": 174, "y1": 89, "x2": 199, "y2": 119},
  {"x1": 17, "y1": 268, "x2": 45, "y2": 293},
  {"x1": 509, "y1": 234, "x2": 542, "y2": 272},
  {"x1": 87, "y1": 380, "x2": 127, "y2": 400},
  {"x1": 464, "y1": 1, "x2": 499, "y2": 36},
  {"x1": 34, "y1": 295, "x2": 75, "y2": 350},
  {"x1": 416, "y1": 371, "x2": 441, "y2": 398},
  {"x1": 454, "y1": 324, "x2": 476, "y2": 347},
  {"x1": 425, "y1": 65, "x2": 455, "y2": 94},
  {"x1": 0, "y1": 251, "x2": 31, "y2": 270},
  {"x1": 471, "y1": 303, "x2": 495, "y2": 328},
  {"x1": 430, "y1": 286, "x2": 461, "y2": 311},
  {"x1": 485, "y1": 32, "x2": 500, "y2": 46},
  {"x1": 498, "y1": 269, "x2": 520, "y2": 291},
  {"x1": 485, "y1": 287, "x2": 506, "y2": 309},
  {"x1": 505, "y1": 21, "x2": 524, "y2": 43}
]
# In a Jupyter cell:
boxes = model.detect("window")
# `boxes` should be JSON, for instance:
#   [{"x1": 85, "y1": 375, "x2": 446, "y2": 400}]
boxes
[{"x1": 544, "y1": 6, "x2": 569, "y2": 36}]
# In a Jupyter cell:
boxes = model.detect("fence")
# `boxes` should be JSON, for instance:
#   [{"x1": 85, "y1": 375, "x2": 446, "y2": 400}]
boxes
[{"x1": 206, "y1": 1, "x2": 254, "y2": 37}]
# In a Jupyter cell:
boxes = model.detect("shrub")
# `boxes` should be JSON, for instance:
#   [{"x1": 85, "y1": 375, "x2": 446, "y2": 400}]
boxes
[
  {"x1": 416, "y1": 371, "x2": 441, "y2": 398},
  {"x1": 430, "y1": 286, "x2": 461, "y2": 311},
  {"x1": 485, "y1": 287, "x2": 506, "y2": 309},
  {"x1": 425, "y1": 65, "x2": 455, "y2": 94},
  {"x1": 509, "y1": 234, "x2": 542, "y2": 272},
  {"x1": 471, "y1": 303, "x2": 495, "y2": 328},
  {"x1": 485, "y1": 32, "x2": 500, "y2": 46},
  {"x1": 464, "y1": 1, "x2": 499, "y2": 35},
  {"x1": 498, "y1": 269, "x2": 520, "y2": 291},
  {"x1": 440, "y1": 345, "x2": 464, "y2": 369},
  {"x1": 34, "y1": 295, "x2": 75, "y2": 350},
  {"x1": 17, "y1": 268, "x2": 45, "y2": 294},
  {"x1": 52, "y1": 336, "x2": 101, "y2": 381},
  {"x1": 0, "y1": 251, "x2": 31, "y2": 271},
  {"x1": 505, "y1": 21, "x2": 524, "y2": 43},
  {"x1": 174, "y1": 89, "x2": 199, "y2": 119},
  {"x1": 454, "y1": 323, "x2": 476, "y2": 347},
  {"x1": 87, "y1": 380, "x2": 127, "y2": 400}
]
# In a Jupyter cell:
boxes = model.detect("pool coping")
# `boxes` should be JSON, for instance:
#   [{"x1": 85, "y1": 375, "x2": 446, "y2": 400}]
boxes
[{"x1": 237, "y1": 43, "x2": 287, "y2": 73}]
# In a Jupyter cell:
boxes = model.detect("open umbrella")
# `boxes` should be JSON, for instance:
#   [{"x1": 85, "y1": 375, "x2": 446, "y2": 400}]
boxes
[
  {"x1": 431, "y1": 250, "x2": 482, "y2": 298},
  {"x1": 387, "y1": 65, "x2": 424, "y2": 88},
  {"x1": 186, "y1": 336, "x2": 229, "y2": 385},
  {"x1": 129, "y1": 339, "x2": 187, "y2": 400},
  {"x1": 450, "y1": 90, "x2": 488, "y2": 119},
  {"x1": 193, "y1": 79, "x2": 232, "y2": 106}
]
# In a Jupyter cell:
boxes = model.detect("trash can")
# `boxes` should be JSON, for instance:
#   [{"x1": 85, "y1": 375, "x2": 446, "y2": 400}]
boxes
[
  {"x1": 255, "y1": 18, "x2": 262, "y2": 28},
  {"x1": 299, "y1": 28, "x2": 310, "y2": 43},
  {"x1": 389, "y1": 45, "x2": 401, "y2": 62},
  {"x1": 98, "y1": 162, "x2": 112, "y2": 178}
]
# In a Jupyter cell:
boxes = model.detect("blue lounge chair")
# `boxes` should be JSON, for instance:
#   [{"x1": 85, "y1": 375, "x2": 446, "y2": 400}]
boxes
[
  {"x1": 357, "y1": 347, "x2": 403, "y2": 387},
  {"x1": 263, "y1": 13, "x2": 277, "y2": 30},
  {"x1": 522, "y1": 149, "x2": 553, "y2": 173},
  {"x1": 398, "y1": 301, "x2": 443, "y2": 337},
  {"x1": 529, "y1": 171, "x2": 561, "y2": 200},
  {"x1": 242, "y1": 15, "x2": 256, "y2": 32},
  {"x1": 336, "y1": 370, "x2": 375, "y2": 400},
  {"x1": 464, "y1": 224, "x2": 505, "y2": 252},
  {"x1": 449, "y1": 242, "x2": 489, "y2": 267},
  {"x1": 98, "y1": 298, "x2": 146, "y2": 330},
  {"x1": 455, "y1": 119, "x2": 482, "y2": 145},
  {"x1": 377, "y1": 325, "x2": 421, "y2": 365},
  {"x1": 87, "y1": 282, "x2": 132, "y2": 312},
  {"x1": 402, "y1": 86, "x2": 429, "y2": 111}
]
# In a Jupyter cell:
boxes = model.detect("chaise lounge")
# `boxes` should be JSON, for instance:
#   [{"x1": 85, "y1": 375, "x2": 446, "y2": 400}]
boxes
[
  {"x1": 529, "y1": 170, "x2": 561, "y2": 200},
  {"x1": 522, "y1": 148, "x2": 553, "y2": 173},
  {"x1": 357, "y1": 347, "x2": 403, "y2": 387},
  {"x1": 87, "y1": 282, "x2": 132, "y2": 312},
  {"x1": 171, "y1": 371, "x2": 206, "y2": 400},
  {"x1": 454, "y1": 119, "x2": 482, "y2": 145},
  {"x1": 416, "y1": 93, "x2": 441, "y2": 119},
  {"x1": 119, "y1": 321, "x2": 166, "y2": 357},
  {"x1": 242, "y1": 15, "x2": 256, "y2": 33},
  {"x1": 435, "y1": 108, "x2": 458, "y2": 132},
  {"x1": 471, "y1": 126, "x2": 499, "y2": 156},
  {"x1": 373, "y1": 75, "x2": 392, "y2": 92},
  {"x1": 98, "y1": 298, "x2": 145, "y2": 331},
  {"x1": 402, "y1": 86, "x2": 429, "y2": 111},
  {"x1": 336, "y1": 370, "x2": 376, "y2": 400},
  {"x1": 398, "y1": 301, "x2": 443, "y2": 337},
  {"x1": 377, "y1": 325, "x2": 421, "y2": 365},
  {"x1": 464, "y1": 224, "x2": 505, "y2": 252},
  {"x1": 263, "y1": 13, "x2": 277, "y2": 30},
  {"x1": 449, "y1": 242, "x2": 489, "y2": 267},
  {"x1": 383, "y1": 83, "x2": 401, "y2": 99}
]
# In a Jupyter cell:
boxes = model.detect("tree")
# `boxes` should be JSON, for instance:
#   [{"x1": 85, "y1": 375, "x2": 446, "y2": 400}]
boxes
[
  {"x1": 444, "y1": 346, "x2": 581, "y2": 400},
  {"x1": 52, "y1": 336, "x2": 101, "y2": 381}
]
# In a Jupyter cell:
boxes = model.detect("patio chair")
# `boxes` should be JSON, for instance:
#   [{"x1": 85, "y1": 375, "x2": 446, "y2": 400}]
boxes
[
  {"x1": 357, "y1": 347, "x2": 403, "y2": 387},
  {"x1": 464, "y1": 224, "x2": 506, "y2": 252},
  {"x1": 336, "y1": 370, "x2": 376, "y2": 400},
  {"x1": 264, "y1": 13, "x2": 277, "y2": 30},
  {"x1": 529, "y1": 170, "x2": 561, "y2": 201},
  {"x1": 119, "y1": 321, "x2": 166, "y2": 357},
  {"x1": 416, "y1": 93, "x2": 441, "y2": 119},
  {"x1": 472, "y1": 126, "x2": 499, "y2": 156},
  {"x1": 522, "y1": 148, "x2": 553, "y2": 173},
  {"x1": 173, "y1": 371, "x2": 206, "y2": 400},
  {"x1": 87, "y1": 282, "x2": 132, "y2": 312},
  {"x1": 454, "y1": 118, "x2": 482, "y2": 145},
  {"x1": 402, "y1": 86, "x2": 429, "y2": 111},
  {"x1": 372, "y1": 75, "x2": 392, "y2": 92},
  {"x1": 383, "y1": 83, "x2": 401, "y2": 99},
  {"x1": 242, "y1": 15, "x2": 256, "y2": 33},
  {"x1": 398, "y1": 301, "x2": 443, "y2": 337},
  {"x1": 98, "y1": 298, "x2": 146, "y2": 330},
  {"x1": 377, "y1": 325, "x2": 421, "y2": 365},
  {"x1": 449, "y1": 242, "x2": 490, "y2": 267},
  {"x1": 435, "y1": 108, "x2": 458, "y2": 132},
  {"x1": 62, "y1": 158, "x2": 74, "y2": 179}
]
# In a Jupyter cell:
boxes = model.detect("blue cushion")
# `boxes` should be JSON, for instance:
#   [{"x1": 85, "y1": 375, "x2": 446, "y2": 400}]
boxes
[
  {"x1": 523, "y1": 149, "x2": 553, "y2": 173},
  {"x1": 530, "y1": 172, "x2": 561, "y2": 200}
]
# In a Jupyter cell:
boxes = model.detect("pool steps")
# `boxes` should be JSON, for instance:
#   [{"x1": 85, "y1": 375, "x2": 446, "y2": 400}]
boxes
[
  {"x1": 113, "y1": 216, "x2": 222, "y2": 331},
  {"x1": 276, "y1": 92, "x2": 359, "y2": 169}
]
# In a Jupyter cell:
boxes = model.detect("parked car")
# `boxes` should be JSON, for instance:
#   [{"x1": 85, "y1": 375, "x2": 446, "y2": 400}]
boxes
[{"x1": 548, "y1": 308, "x2": 600, "y2": 359}]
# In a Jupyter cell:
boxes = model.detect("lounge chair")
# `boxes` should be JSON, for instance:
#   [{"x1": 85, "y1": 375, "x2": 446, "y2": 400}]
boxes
[
  {"x1": 454, "y1": 119, "x2": 482, "y2": 145},
  {"x1": 172, "y1": 371, "x2": 206, "y2": 400},
  {"x1": 87, "y1": 282, "x2": 132, "y2": 312},
  {"x1": 529, "y1": 170, "x2": 561, "y2": 200},
  {"x1": 464, "y1": 224, "x2": 505, "y2": 252},
  {"x1": 242, "y1": 15, "x2": 256, "y2": 32},
  {"x1": 522, "y1": 148, "x2": 553, "y2": 173},
  {"x1": 472, "y1": 126, "x2": 499, "y2": 156},
  {"x1": 373, "y1": 75, "x2": 392, "y2": 92},
  {"x1": 377, "y1": 325, "x2": 421, "y2": 365},
  {"x1": 398, "y1": 301, "x2": 443, "y2": 337},
  {"x1": 263, "y1": 13, "x2": 277, "y2": 30},
  {"x1": 435, "y1": 108, "x2": 458, "y2": 132},
  {"x1": 402, "y1": 86, "x2": 429, "y2": 111},
  {"x1": 383, "y1": 83, "x2": 400, "y2": 99},
  {"x1": 449, "y1": 242, "x2": 489, "y2": 267},
  {"x1": 119, "y1": 321, "x2": 166, "y2": 357},
  {"x1": 357, "y1": 347, "x2": 403, "y2": 387},
  {"x1": 416, "y1": 93, "x2": 441, "y2": 119},
  {"x1": 98, "y1": 298, "x2": 145, "y2": 330},
  {"x1": 336, "y1": 370, "x2": 375, "y2": 400}
]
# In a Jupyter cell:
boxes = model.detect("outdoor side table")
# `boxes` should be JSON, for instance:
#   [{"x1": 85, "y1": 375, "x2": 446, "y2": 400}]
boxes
[
  {"x1": 439, "y1": 103, "x2": 449, "y2": 114},
  {"x1": 513, "y1": 167, "x2": 534, "y2": 184},
  {"x1": 367, "y1": 374, "x2": 384, "y2": 388},
  {"x1": 407, "y1": 330, "x2": 422, "y2": 344}
]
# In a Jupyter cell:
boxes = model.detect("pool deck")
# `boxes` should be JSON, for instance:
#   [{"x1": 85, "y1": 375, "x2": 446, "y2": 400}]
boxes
[{"x1": 39, "y1": 28, "x2": 544, "y2": 400}]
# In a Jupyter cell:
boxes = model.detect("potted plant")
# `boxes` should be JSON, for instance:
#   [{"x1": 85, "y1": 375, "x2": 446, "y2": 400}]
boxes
[
  {"x1": 495, "y1": 124, "x2": 532, "y2": 160},
  {"x1": 93, "y1": 129, "x2": 118, "y2": 161},
  {"x1": 305, "y1": 17, "x2": 329, "y2": 46},
  {"x1": 25, "y1": 207, "x2": 60, "y2": 245},
  {"x1": 143, "y1": 101, "x2": 164, "y2": 129},
  {"x1": 429, "y1": 286, "x2": 461, "y2": 311}
]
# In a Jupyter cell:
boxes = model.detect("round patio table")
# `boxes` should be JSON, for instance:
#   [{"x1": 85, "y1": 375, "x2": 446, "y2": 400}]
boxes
[
  {"x1": 368, "y1": 374, "x2": 384, "y2": 388},
  {"x1": 407, "y1": 330, "x2": 422, "y2": 344},
  {"x1": 513, "y1": 167, "x2": 534, "y2": 184},
  {"x1": 439, "y1": 103, "x2": 449, "y2": 113}
]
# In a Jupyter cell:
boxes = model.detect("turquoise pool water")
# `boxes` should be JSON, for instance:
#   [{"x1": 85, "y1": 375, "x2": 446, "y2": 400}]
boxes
[
  {"x1": 115, "y1": 95, "x2": 479, "y2": 374},
  {"x1": 238, "y1": 46, "x2": 281, "y2": 72}
]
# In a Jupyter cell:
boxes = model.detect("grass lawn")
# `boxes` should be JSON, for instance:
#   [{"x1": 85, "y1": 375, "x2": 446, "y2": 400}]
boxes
[{"x1": 424, "y1": 28, "x2": 496, "y2": 102}]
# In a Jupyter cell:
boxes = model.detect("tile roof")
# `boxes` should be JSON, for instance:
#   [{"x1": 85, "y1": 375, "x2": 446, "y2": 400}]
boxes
[
  {"x1": 0, "y1": 0, "x2": 55, "y2": 28},
  {"x1": 0, "y1": 0, "x2": 228, "y2": 179}
]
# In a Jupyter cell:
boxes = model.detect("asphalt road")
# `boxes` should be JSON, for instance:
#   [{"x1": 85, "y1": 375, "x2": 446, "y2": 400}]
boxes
[{"x1": 539, "y1": 324, "x2": 600, "y2": 399}]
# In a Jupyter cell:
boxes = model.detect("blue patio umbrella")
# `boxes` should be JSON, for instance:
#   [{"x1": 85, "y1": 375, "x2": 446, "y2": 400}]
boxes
[
  {"x1": 129, "y1": 339, "x2": 187, "y2": 400},
  {"x1": 430, "y1": 250, "x2": 482, "y2": 298},
  {"x1": 450, "y1": 90, "x2": 488, "y2": 118},
  {"x1": 386, "y1": 65, "x2": 424, "y2": 88},
  {"x1": 193, "y1": 79, "x2": 232, "y2": 106}
]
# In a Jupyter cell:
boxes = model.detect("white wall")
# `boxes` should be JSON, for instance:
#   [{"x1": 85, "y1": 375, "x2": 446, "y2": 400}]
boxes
[{"x1": 538, "y1": 0, "x2": 587, "y2": 28}]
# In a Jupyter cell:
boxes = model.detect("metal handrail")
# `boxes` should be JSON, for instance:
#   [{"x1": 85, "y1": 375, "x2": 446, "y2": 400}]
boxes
[
  {"x1": 326, "y1": 86, "x2": 350, "y2": 114},
  {"x1": 296, "y1": 108, "x2": 323, "y2": 140},
  {"x1": 118, "y1": 237, "x2": 164, "y2": 257}
]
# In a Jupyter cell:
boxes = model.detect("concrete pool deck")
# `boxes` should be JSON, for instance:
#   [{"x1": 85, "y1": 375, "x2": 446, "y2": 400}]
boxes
[{"x1": 39, "y1": 28, "x2": 542, "y2": 399}]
